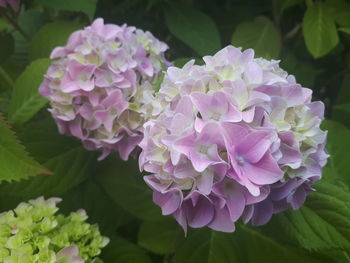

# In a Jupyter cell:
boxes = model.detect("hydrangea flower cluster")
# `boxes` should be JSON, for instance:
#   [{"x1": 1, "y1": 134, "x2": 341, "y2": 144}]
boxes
[
  {"x1": 40, "y1": 18, "x2": 169, "y2": 160},
  {"x1": 0, "y1": 197, "x2": 109, "y2": 263},
  {"x1": 139, "y1": 46, "x2": 328, "y2": 232}
]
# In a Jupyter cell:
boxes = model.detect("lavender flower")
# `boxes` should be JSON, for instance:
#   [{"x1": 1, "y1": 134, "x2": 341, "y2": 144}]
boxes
[
  {"x1": 40, "y1": 18, "x2": 169, "y2": 160},
  {"x1": 139, "y1": 46, "x2": 328, "y2": 232}
]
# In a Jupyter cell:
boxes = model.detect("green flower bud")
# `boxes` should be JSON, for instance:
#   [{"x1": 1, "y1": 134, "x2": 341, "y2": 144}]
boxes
[{"x1": 0, "y1": 197, "x2": 108, "y2": 263}]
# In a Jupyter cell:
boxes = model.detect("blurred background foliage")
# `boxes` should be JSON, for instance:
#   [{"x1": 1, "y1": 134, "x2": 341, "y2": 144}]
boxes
[{"x1": 1, "y1": 0, "x2": 350, "y2": 262}]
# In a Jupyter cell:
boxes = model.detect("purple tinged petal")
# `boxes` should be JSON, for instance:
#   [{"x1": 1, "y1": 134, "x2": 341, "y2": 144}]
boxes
[
  {"x1": 208, "y1": 205, "x2": 235, "y2": 232},
  {"x1": 173, "y1": 208, "x2": 187, "y2": 234},
  {"x1": 244, "y1": 61, "x2": 263, "y2": 84},
  {"x1": 244, "y1": 185, "x2": 270, "y2": 205},
  {"x1": 50, "y1": 47, "x2": 66, "y2": 59},
  {"x1": 241, "y1": 205, "x2": 254, "y2": 224},
  {"x1": 243, "y1": 153, "x2": 283, "y2": 185},
  {"x1": 251, "y1": 199, "x2": 273, "y2": 226},
  {"x1": 196, "y1": 169, "x2": 214, "y2": 195},
  {"x1": 117, "y1": 134, "x2": 143, "y2": 160},
  {"x1": 288, "y1": 187, "x2": 307, "y2": 210},
  {"x1": 236, "y1": 130, "x2": 273, "y2": 163},
  {"x1": 69, "y1": 117, "x2": 84, "y2": 139},
  {"x1": 154, "y1": 190, "x2": 183, "y2": 215},
  {"x1": 184, "y1": 192, "x2": 214, "y2": 228}
]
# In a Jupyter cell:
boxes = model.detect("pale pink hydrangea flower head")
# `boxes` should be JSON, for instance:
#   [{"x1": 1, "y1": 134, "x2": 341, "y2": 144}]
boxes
[
  {"x1": 40, "y1": 18, "x2": 170, "y2": 160},
  {"x1": 139, "y1": 45, "x2": 328, "y2": 233}
]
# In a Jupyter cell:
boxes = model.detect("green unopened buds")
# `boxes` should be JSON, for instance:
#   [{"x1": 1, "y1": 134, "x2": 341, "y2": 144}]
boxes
[{"x1": 0, "y1": 197, "x2": 109, "y2": 263}]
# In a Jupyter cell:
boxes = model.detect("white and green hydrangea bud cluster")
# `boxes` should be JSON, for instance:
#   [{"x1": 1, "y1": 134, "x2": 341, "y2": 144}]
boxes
[{"x1": 0, "y1": 197, "x2": 109, "y2": 263}]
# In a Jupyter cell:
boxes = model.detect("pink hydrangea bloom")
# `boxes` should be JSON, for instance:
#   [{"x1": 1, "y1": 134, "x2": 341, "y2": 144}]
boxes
[
  {"x1": 40, "y1": 18, "x2": 170, "y2": 160},
  {"x1": 0, "y1": 0, "x2": 20, "y2": 11},
  {"x1": 56, "y1": 246, "x2": 84, "y2": 263},
  {"x1": 139, "y1": 46, "x2": 328, "y2": 233}
]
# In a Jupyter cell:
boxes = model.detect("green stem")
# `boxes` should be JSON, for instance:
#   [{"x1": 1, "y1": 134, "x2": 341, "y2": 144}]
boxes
[
  {"x1": 0, "y1": 9, "x2": 31, "y2": 41},
  {"x1": 0, "y1": 66, "x2": 15, "y2": 89}
]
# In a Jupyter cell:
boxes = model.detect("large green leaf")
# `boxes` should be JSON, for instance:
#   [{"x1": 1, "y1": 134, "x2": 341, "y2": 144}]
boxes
[
  {"x1": 0, "y1": 118, "x2": 97, "y2": 211},
  {"x1": 332, "y1": 104, "x2": 350, "y2": 129},
  {"x1": 60, "y1": 179, "x2": 132, "y2": 235},
  {"x1": 10, "y1": 9, "x2": 46, "y2": 67},
  {"x1": 0, "y1": 32, "x2": 14, "y2": 62},
  {"x1": 8, "y1": 58, "x2": 50, "y2": 124},
  {"x1": 101, "y1": 236, "x2": 152, "y2": 263},
  {"x1": 172, "y1": 227, "x2": 320, "y2": 263},
  {"x1": 336, "y1": 74, "x2": 350, "y2": 105},
  {"x1": 302, "y1": 2, "x2": 339, "y2": 58},
  {"x1": 274, "y1": 179, "x2": 350, "y2": 251},
  {"x1": 334, "y1": 104, "x2": 350, "y2": 114},
  {"x1": 138, "y1": 217, "x2": 184, "y2": 254},
  {"x1": 339, "y1": 28, "x2": 350, "y2": 35},
  {"x1": 0, "y1": 116, "x2": 48, "y2": 183},
  {"x1": 30, "y1": 21, "x2": 83, "y2": 60},
  {"x1": 96, "y1": 157, "x2": 163, "y2": 221},
  {"x1": 322, "y1": 120, "x2": 350, "y2": 184},
  {"x1": 165, "y1": 3, "x2": 221, "y2": 56},
  {"x1": 36, "y1": 0, "x2": 98, "y2": 20},
  {"x1": 231, "y1": 16, "x2": 281, "y2": 59},
  {"x1": 325, "y1": 0, "x2": 350, "y2": 27},
  {"x1": 280, "y1": 51, "x2": 319, "y2": 88}
]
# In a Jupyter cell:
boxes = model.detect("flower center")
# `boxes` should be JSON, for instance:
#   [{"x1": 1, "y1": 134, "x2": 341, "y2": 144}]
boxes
[
  {"x1": 197, "y1": 144, "x2": 209, "y2": 155},
  {"x1": 236, "y1": 155, "x2": 245, "y2": 166},
  {"x1": 211, "y1": 111, "x2": 221, "y2": 121}
]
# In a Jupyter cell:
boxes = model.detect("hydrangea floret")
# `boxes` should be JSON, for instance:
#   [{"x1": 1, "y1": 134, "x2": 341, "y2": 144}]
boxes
[
  {"x1": 0, "y1": 197, "x2": 109, "y2": 263},
  {"x1": 139, "y1": 45, "x2": 328, "y2": 232},
  {"x1": 40, "y1": 18, "x2": 170, "y2": 160}
]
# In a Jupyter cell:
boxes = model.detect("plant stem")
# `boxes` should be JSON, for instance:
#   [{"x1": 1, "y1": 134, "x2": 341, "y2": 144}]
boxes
[
  {"x1": 0, "y1": 9, "x2": 31, "y2": 41},
  {"x1": 0, "y1": 66, "x2": 14, "y2": 89}
]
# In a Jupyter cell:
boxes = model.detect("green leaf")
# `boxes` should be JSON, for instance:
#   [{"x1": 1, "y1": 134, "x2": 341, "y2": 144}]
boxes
[
  {"x1": 0, "y1": 18, "x2": 9, "y2": 31},
  {"x1": 138, "y1": 217, "x2": 184, "y2": 254},
  {"x1": 101, "y1": 236, "x2": 152, "y2": 263},
  {"x1": 0, "y1": 116, "x2": 48, "y2": 183},
  {"x1": 30, "y1": 21, "x2": 83, "y2": 60},
  {"x1": 173, "y1": 57, "x2": 204, "y2": 68},
  {"x1": 336, "y1": 74, "x2": 350, "y2": 105},
  {"x1": 325, "y1": 0, "x2": 350, "y2": 27},
  {"x1": 0, "y1": 32, "x2": 14, "y2": 62},
  {"x1": 231, "y1": 16, "x2": 281, "y2": 59},
  {"x1": 8, "y1": 58, "x2": 50, "y2": 124},
  {"x1": 321, "y1": 120, "x2": 350, "y2": 184},
  {"x1": 302, "y1": 2, "x2": 339, "y2": 58},
  {"x1": 96, "y1": 157, "x2": 163, "y2": 221},
  {"x1": 339, "y1": 27, "x2": 350, "y2": 35},
  {"x1": 334, "y1": 104, "x2": 350, "y2": 114},
  {"x1": 274, "y1": 179, "x2": 350, "y2": 251},
  {"x1": 60, "y1": 179, "x2": 133, "y2": 235},
  {"x1": 172, "y1": 229, "x2": 211, "y2": 263},
  {"x1": 10, "y1": 9, "x2": 46, "y2": 67},
  {"x1": 36, "y1": 0, "x2": 98, "y2": 20},
  {"x1": 0, "y1": 118, "x2": 97, "y2": 211},
  {"x1": 280, "y1": 51, "x2": 319, "y2": 88},
  {"x1": 165, "y1": 3, "x2": 221, "y2": 56},
  {"x1": 172, "y1": 227, "x2": 320, "y2": 263}
]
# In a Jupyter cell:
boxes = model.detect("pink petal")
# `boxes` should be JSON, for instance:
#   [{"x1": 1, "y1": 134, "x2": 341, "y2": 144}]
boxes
[
  {"x1": 243, "y1": 153, "x2": 283, "y2": 185},
  {"x1": 154, "y1": 190, "x2": 182, "y2": 215},
  {"x1": 236, "y1": 131, "x2": 272, "y2": 163}
]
